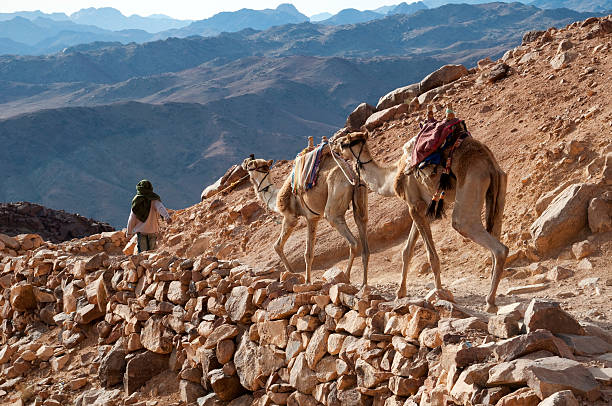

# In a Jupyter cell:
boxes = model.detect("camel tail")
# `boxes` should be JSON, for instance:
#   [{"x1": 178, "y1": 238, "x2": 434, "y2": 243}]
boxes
[{"x1": 485, "y1": 167, "x2": 507, "y2": 237}]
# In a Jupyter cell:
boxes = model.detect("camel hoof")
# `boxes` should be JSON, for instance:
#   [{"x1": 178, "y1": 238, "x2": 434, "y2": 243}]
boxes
[
  {"x1": 396, "y1": 286, "x2": 407, "y2": 299},
  {"x1": 485, "y1": 303, "x2": 498, "y2": 314}
]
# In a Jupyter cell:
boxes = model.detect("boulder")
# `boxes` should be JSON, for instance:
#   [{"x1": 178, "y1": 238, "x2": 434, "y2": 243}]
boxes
[
  {"x1": 257, "y1": 319, "x2": 288, "y2": 349},
  {"x1": 289, "y1": 353, "x2": 318, "y2": 394},
  {"x1": 419, "y1": 64, "x2": 468, "y2": 94},
  {"x1": 550, "y1": 51, "x2": 577, "y2": 70},
  {"x1": 234, "y1": 332, "x2": 284, "y2": 391},
  {"x1": 527, "y1": 356, "x2": 601, "y2": 401},
  {"x1": 99, "y1": 345, "x2": 126, "y2": 388},
  {"x1": 124, "y1": 351, "x2": 170, "y2": 394},
  {"x1": 225, "y1": 286, "x2": 254, "y2": 323},
  {"x1": 537, "y1": 390, "x2": 578, "y2": 406},
  {"x1": 546, "y1": 266, "x2": 574, "y2": 282},
  {"x1": 167, "y1": 281, "x2": 189, "y2": 305},
  {"x1": 523, "y1": 299, "x2": 584, "y2": 335},
  {"x1": 305, "y1": 325, "x2": 329, "y2": 369},
  {"x1": 556, "y1": 334, "x2": 612, "y2": 356},
  {"x1": 488, "y1": 314, "x2": 520, "y2": 339},
  {"x1": 205, "y1": 324, "x2": 239, "y2": 349},
  {"x1": 376, "y1": 83, "x2": 421, "y2": 111},
  {"x1": 346, "y1": 103, "x2": 376, "y2": 130},
  {"x1": 497, "y1": 387, "x2": 540, "y2": 406},
  {"x1": 10, "y1": 283, "x2": 37, "y2": 312},
  {"x1": 0, "y1": 233, "x2": 20, "y2": 250},
  {"x1": 588, "y1": 197, "x2": 612, "y2": 233},
  {"x1": 141, "y1": 317, "x2": 172, "y2": 354},
  {"x1": 488, "y1": 63, "x2": 510, "y2": 83},
  {"x1": 180, "y1": 380, "x2": 206, "y2": 403},
  {"x1": 209, "y1": 369, "x2": 244, "y2": 401},
  {"x1": 336, "y1": 310, "x2": 366, "y2": 336},
  {"x1": 364, "y1": 103, "x2": 409, "y2": 131},
  {"x1": 493, "y1": 330, "x2": 574, "y2": 362},
  {"x1": 530, "y1": 183, "x2": 599, "y2": 254}
]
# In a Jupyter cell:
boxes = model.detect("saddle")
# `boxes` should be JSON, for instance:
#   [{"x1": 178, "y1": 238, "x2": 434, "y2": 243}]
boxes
[
  {"x1": 411, "y1": 118, "x2": 469, "y2": 169},
  {"x1": 291, "y1": 142, "x2": 329, "y2": 194}
]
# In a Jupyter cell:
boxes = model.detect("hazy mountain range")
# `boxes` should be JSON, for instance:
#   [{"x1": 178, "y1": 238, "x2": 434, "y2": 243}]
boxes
[
  {"x1": 1, "y1": 1, "x2": 611, "y2": 55},
  {"x1": 0, "y1": 2, "x2": 606, "y2": 226}
]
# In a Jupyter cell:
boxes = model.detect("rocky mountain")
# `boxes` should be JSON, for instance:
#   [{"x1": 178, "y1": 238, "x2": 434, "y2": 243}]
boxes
[
  {"x1": 530, "y1": 0, "x2": 612, "y2": 12},
  {"x1": 0, "y1": 2, "x2": 605, "y2": 227},
  {"x1": 161, "y1": 4, "x2": 308, "y2": 38},
  {"x1": 319, "y1": 9, "x2": 384, "y2": 25},
  {"x1": 0, "y1": 16, "x2": 154, "y2": 55},
  {"x1": 0, "y1": 202, "x2": 114, "y2": 243},
  {"x1": 69, "y1": 7, "x2": 191, "y2": 32}
]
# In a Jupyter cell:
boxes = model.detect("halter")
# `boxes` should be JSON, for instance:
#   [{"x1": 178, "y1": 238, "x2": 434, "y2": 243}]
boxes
[
  {"x1": 245, "y1": 159, "x2": 277, "y2": 211},
  {"x1": 340, "y1": 137, "x2": 371, "y2": 188}
]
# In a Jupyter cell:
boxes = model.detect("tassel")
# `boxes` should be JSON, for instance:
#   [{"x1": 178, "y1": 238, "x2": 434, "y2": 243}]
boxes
[
  {"x1": 439, "y1": 172, "x2": 452, "y2": 191},
  {"x1": 426, "y1": 198, "x2": 438, "y2": 218},
  {"x1": 435, "y1": 198, "x2": 445, "y2": 219}
]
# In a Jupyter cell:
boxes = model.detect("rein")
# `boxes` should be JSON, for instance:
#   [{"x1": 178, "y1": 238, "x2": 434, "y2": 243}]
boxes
[{"x1": 341, "y1": 138, "x2": 371, "y2": 189}]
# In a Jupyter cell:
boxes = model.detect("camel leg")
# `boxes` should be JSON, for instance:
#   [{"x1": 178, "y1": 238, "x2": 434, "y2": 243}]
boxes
[
  {"x1": 325, "y1": 212, "x2": 359, "y2": 283},
  {"x1": 304, "y1": 219, "x2": 319, "y2": 283},
  {"x1": 352, "y1": 187, "x2": 370, "y2": 287},
  {"x1": 397, "y1": 222, "x2": 419, "y2": 298},
  {"x1": 452, "y1": 177, "x2": 508, "y2": 313},
  {"x1": 409, "y1": 205, "x2": 443, "y2": 291},
  {"x1": 274, "y1": 215, "x2": 298, "y2": 273}
]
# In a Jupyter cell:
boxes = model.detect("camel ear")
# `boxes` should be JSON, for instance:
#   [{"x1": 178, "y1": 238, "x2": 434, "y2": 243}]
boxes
[{"x1": 267, "y1": 159, "x2": 273, "y2": 167}]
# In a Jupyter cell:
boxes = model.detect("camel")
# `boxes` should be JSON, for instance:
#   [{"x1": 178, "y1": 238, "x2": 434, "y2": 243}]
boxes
[
  {"x1": 241, "y1": 152, "x2": 370, "y2": 285},
  {"x1": 336, "y1": 111, "x2": 508, "y2": 312}
]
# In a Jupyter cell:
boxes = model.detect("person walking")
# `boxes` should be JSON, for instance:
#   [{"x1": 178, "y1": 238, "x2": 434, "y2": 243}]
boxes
[{"x1": 126, "y1": 179, "x2": 172, "y2": 253}]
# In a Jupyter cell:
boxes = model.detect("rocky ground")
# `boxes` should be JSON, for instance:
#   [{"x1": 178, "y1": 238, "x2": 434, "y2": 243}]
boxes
[{"x1": 0, "y1": 14, "x2": 611, "y2": 406}]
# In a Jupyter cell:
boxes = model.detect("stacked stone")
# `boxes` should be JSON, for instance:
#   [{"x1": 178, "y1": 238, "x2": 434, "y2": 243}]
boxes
[{"x1": 1, "y1": 236, "x2": 611, "y2": 405}]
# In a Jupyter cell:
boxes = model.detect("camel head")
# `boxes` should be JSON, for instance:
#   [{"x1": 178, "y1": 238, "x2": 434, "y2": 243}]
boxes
[
  {"x1": 242, "y1": 156, "x2": 273, "y2": 173},
  {"x1": 337, "y1": 132, "x2": 369, "y2": 161}
]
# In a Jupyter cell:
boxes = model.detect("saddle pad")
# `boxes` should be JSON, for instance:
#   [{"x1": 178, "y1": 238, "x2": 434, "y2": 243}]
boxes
[
  {"x1": 411, "y1": 118, "x2": 461, "y2": 168},
  {"x1": 291, "y1": 142, "x2": 327, "y2": 194}
]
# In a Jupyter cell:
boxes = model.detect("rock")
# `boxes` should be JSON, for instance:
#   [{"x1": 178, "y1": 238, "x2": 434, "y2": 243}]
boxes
[
  {"x1": 557, "y1": 39, "x2": 573, "y2": 52},
  {"x1": 289, "y1": 353, "x2": 318, "y2": 394},
  {"x1": 257, "y1": 319, "x2": 288, "y2": 349},
  {"x1": 488, "y1": 314, "x2": 520, "y2": 339},
  {"x1": 141, "y1": 317, "x2": 172, "y2": 354},
  {"x1": 497, "y1": 387, "x2": 540, "y2": 406},
  {"x1": 488, "y1": 63, "x2": 510, "y2": 83},
  {"x1": 530, "y1": 183, "x2": 599, "y2": 254},
  {"x1": 391, "y1": 336, "x2": 418, "y2": 358},
  {"x1": 571, "y1": 240, "x2": 593, "y2": 259},
  {"x1": 355, "y1": 358, "x2": 391, "y2": 388},
  {"x1": 305, "y1": 325, "x2": 329, "y2": 369},
  {"x1": 419, "y1": 64, "x2": 468, "y2": 93},
  {"x1": 322, "y1": 267, "x2": 350, "y2": 284},
  {"x1": 493, "y1": 330, "x2": 574, "y2": 362},
  {"x1": 124, "y1": 351, "x2": 170, "y2": 394},
  {"x1": 180, "y1": 380, "x2": 206, "y2": 403},
  {"x1": 0, "y1": 233, "x2": 20, "y2": 250},
  {"x1": 588, "y1": 367, "x2": 612, "y2": 385},
  {"x1": 186, "y1": 234, "x2": 211, "y2": 257},
  {"x1": 588, "y1": 197, "x2": 612, "y2": 233},
  {"x1": 556, "y1": 334, "x2": 612, "y2": 356},
  {"x1": 266, "y1": 294, "x2": 308, "y2": 320},
  {"x1": 346, "y1": 103, "x2": 377, "y2": 130},
  {"x1": 70, "y1": 377, "x2": 88, "y2": 390},
  {"x1": 550, "y1": 51, "x2": 577, "y2": 70},
  {"x1": 527, "y1": 356, "x2": 601, "y2": 401},
  {"x1": 234, "y1": 332, "x2": 284, "y2": 391},
  {"x1": 537, "y1": 390, "x2": 578, "y2": 406},
  {"x1": 404, "y1": 306, "x2": 439, "y2": 339},
  {"x1": 364, "y1": 103, "x2": 409, "y2": 131},
  {"x1": 209, "y1": 369, "x2": 244, "y2": 401},
  {"x1": 506, "y1": 283, "x2": 549, "y2": 295},
  {"x1": 546, "y1": 266, "x2": 574, "y2": 282},
  {"x1": 336, "y1": 310, "x2": 366, "y2": 336},
  {"x1": 10, "y1": 283, "x2": 37, "y2": 312},
  {"x1": 314, "y1": 355, "x2": 338, "y2": 382},
  {"x1": 524, "y1": 299, "x2": 584, "y2": 335},
  {"x1": 225, "y1": 286, "x2": 253, "y2": 323},
  {"x1": 523, "y1": 30, "x2": 545, "y2": 44},
  {"x1": 376, "y1": 84, "x2": 421, "y2": 110},
  {"x1": 205, "y1": 324, "x2": 239, "y2": 349},
  {"x1": 86, "y1": 275, "x2": 108, "y2": 312},
  {"x1": 389, "y1": 376, "x2": 421, "y2": 396},
  {"x1": 36, "y1": 345, "x2": 54, "y2": 361},
  {"x1": 99, "y1": 344, "x2": 126, "y2": 388},
  {"x1": 167, "y1": 281, "x2": 189, "y2": 305},
  {"x1": 75, "y1": 303, "x2": 104, "y2": 324}
]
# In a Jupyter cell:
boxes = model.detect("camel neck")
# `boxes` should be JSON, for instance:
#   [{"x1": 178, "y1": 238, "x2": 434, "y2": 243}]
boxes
[
  {"x1": 354, "y1": 147, "x2": 398, "y2": 197},
  {"x1": 249, "y1": 171, "x2": 278, "y2": 212}
]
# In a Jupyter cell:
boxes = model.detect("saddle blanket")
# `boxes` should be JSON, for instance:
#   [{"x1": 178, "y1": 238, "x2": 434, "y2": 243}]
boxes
[
  {"x1": 291, "y1": 142, "x2": 327, "y2": 194},
  {"x1": 411, "y1": 118, "x2": 461, "y2": 168}
]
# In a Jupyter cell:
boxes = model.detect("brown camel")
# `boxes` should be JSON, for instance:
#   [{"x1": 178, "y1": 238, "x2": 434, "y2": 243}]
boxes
[
  {"x1": 336, "y1": 117, "x2": 508, "y2": 312},
  {"x1": 242, "y1": 154, "x2": 370, "y2": 285}
]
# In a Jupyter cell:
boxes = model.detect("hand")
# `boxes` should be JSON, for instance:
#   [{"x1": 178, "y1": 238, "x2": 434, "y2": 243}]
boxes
[{"x1": 125, "y1": 231, "x2": 132, "y2": 239}]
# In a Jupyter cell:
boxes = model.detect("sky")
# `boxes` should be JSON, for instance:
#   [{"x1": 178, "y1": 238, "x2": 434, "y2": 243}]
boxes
[{"x1": 0, "y1": 1, "x2": 411, "y2": 19}]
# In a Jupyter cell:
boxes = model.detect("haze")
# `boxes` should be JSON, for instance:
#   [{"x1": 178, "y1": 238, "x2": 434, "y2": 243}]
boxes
[{"x1": 0, "y1": 0, "x2": 414, "y2": 19}]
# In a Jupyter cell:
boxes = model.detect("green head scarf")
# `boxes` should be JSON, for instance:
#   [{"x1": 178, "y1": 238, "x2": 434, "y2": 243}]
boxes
[{"x1": 131, "y1": 180, "x2": 161, "y2": 223}]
